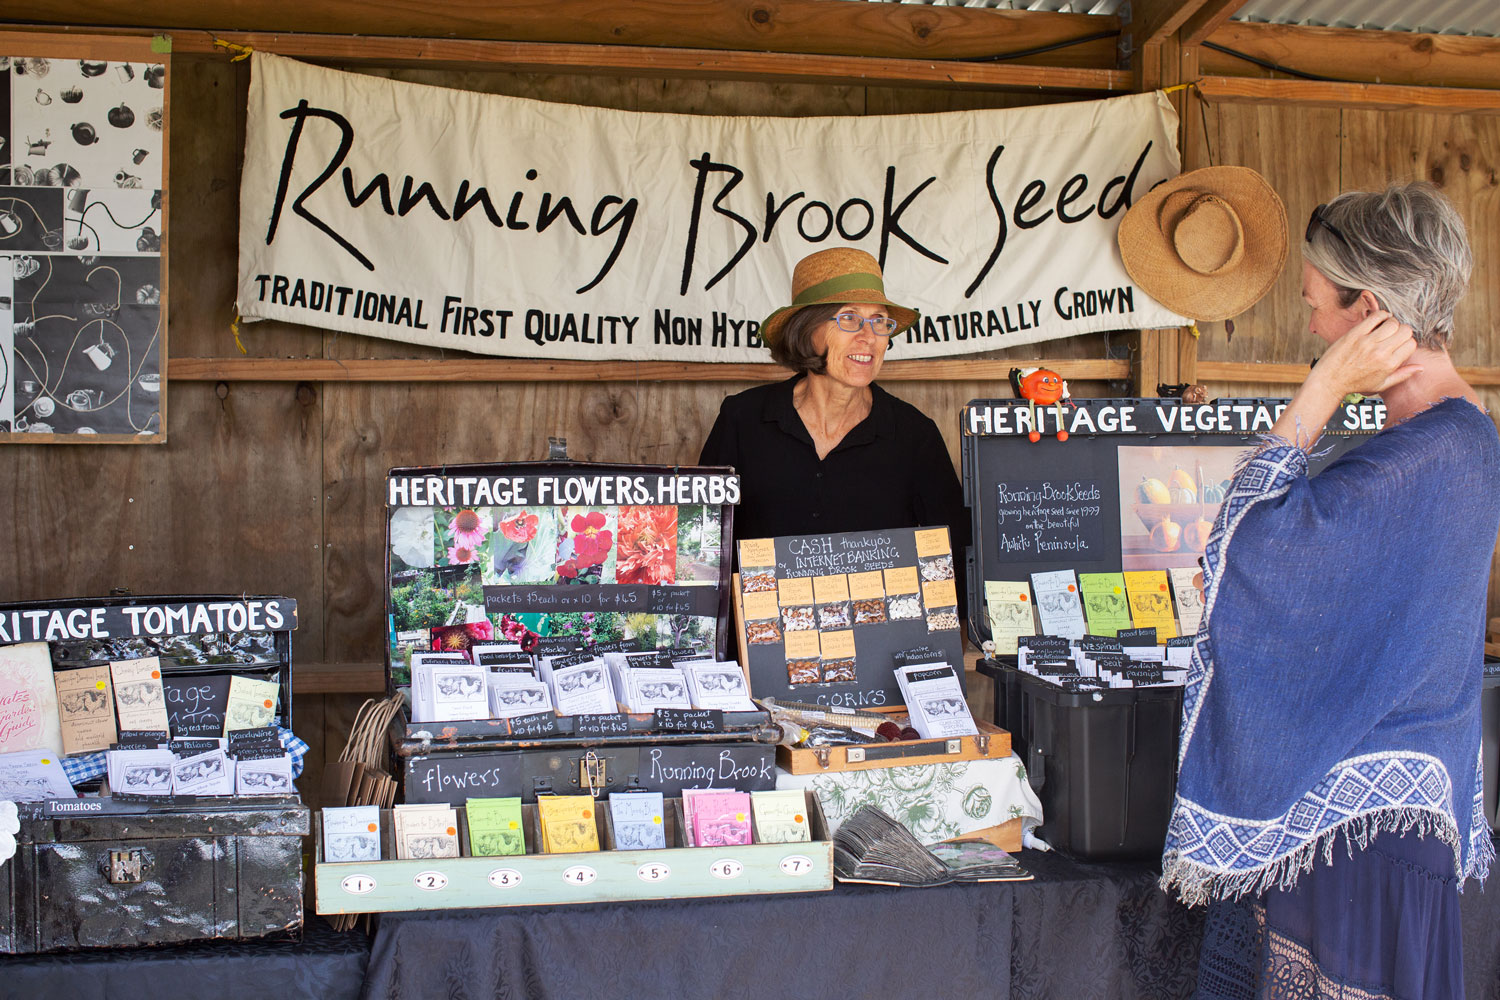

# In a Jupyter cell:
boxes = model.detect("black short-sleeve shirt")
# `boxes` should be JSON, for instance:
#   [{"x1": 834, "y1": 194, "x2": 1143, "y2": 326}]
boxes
[{"x1": 699, "y1": 375, "x2": 970, "y2": 608}]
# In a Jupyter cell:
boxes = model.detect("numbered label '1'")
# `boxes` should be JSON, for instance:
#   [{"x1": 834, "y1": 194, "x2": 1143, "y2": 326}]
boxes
[
  {"x1": 779, "y1": 855, "x2": 813, "y2": 876},
  {"x1": 636, "y1": 862, "x2": 671, "y2": 883},
  {"x1": 341, "y1": 874, "x2": 376, "y2": 895},
  {"x1": 562, "y1": 865, "x2": 598, "y2": 886},
  {"x1": 488, "y1": 868, "x2": 523, "y2": 889}
]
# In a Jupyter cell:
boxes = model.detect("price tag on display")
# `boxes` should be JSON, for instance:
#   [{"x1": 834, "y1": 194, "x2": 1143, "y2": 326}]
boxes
[
  {"x1": 783, "y1": 630, "x2": 820, "y2": 659},
  {"x1": 812, "y1": 575, "x2": 850, "y2": 603},
  {"x1": 847, "y1": 571, "x2": 885, "y2": 601},
  {"x1": 741, "y1": 591, "x2": 779, "y2": 622},
  {"x1": 777, "y1": 577, "x2": 813, "y2": 607},
  {"x1": 922, "y1": 579, "x2": 957, "y2": 609},
  {"x1": 819, "y1": 630, "x2": 855, "y2": 660},
  {"x1": 738, "y1": 538, "x2": 776, "y2": 567},
  {"x1": 913, "y1": 527, "x2": 950, "y2": 559},
  {"x1": 883, "y1": 566, "x2": 919, "y2": 595}
]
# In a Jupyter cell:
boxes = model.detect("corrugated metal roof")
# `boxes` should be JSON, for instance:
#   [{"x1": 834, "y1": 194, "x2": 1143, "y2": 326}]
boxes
[{"x1": 862, "y1": 0, "x2": 1500, "y2": 37}]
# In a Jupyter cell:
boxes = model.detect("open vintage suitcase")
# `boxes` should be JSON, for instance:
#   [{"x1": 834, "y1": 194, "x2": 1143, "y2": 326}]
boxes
[{"x1": 0, "y1": 593, "x2": 307, "y2": 953}]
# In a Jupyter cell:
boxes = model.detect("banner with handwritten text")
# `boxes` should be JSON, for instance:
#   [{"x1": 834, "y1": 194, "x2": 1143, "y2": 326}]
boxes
[{"x1": 237, "y1": 52, "x2": 1186, "y2": 362}]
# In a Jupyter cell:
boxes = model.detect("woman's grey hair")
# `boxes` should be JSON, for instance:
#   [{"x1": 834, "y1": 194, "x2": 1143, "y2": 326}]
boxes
[
  {"x1": 770, "y1": 304, "x2": 841, "y2": 374},
  {"x1": 1303, "y1": 181, "x2": 1472, "y2": 349}
]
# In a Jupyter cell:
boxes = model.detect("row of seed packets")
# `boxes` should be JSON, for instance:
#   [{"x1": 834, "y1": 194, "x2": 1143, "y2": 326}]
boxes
[
  {"x1": 107, "y1": 725, "x2": 293, "y2": 797},
  {"x1": 984, "y1": 567, "x2": 1207, "y2": 654},
  {"x1": 322, "y1": 789, "x2": 813, "y2": 862}
]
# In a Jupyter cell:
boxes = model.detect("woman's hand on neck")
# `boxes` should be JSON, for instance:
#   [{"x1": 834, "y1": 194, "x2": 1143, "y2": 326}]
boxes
[{"x1": 794, "y1": 371, "x2": 874, "y2": 460}]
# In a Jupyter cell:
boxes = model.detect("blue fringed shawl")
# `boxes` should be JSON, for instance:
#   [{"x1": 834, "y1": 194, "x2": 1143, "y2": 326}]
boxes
[{"x1": 1161, "y1": 398, "x2": 1500, "y2": 905}]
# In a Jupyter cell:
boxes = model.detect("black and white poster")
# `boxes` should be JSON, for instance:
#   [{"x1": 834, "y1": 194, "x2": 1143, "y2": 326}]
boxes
[
  {"x1": 0, "y1": 43, "x2": 166, "y2": 442},
  {"x1": 238, "y1": 52, "x2": 1185, "y2": 363}
]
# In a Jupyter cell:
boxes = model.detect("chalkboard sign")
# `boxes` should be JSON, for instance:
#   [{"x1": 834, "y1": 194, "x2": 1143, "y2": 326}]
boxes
[
  {"x1": 508, "y1": 712, "x2": 560, "y2": 738},
  {"x1": 1117, "y1": 627, "x2": 1157, "y2": 645},
  {"x1": 963, "y1": 398, "x2": 1374, "y2": 647},
  {"x1": 404, "y1": 752, "x2": 526, "y2": 805},
  {"x1": 653, "y1": 708, "x2": 724, "y2": 733},
  {"x1": 737, "y1": 525, "x2": 965, "y2": 710},
  {"x1": 162, "y1": 674, "x2": 231, "y2": 735},
  {"x1": 574, "y1": 713, "x2": 632, "y2": 737}
]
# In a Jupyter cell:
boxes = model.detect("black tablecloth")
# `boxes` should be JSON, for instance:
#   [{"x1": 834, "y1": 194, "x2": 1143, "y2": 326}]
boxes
[
  {"x1": 362, "y1": 844, "x2": 1500, "y2": 1000},
  {"x1": 0, "y1": 917, "x2": 370, "y2": 1000},
  {"x1": 1, "y1": 845, "x2": 1495, "y2": 1000}
]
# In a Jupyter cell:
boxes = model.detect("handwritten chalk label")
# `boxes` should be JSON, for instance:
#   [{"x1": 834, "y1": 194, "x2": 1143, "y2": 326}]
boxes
[
  {"x1": 653, "y1": 708, "x2": 723, "y2": 733},
  {"x1": 777, "y1": 577, "x2": 814, "y2": 607},
  {"x1": 847, "y1": 571, "x2": 885, "y2": 601},
  {"x1": 647, "y1": 586, "x2": 704, "y2": 615},
  {"x1": 913, "y1": 527, "x2": 950, "y2": 559},
  {"x1": 739, "y1": 538, "x2": 776, "y2": 567},
  {"x1": 562, "y1": 865, "x2": 597, "y2": 886},
  {"x1": 508, "y1": 712, "x2": 560, "y2": 738},
  {"x1": 413, "y1": 870, "x2": 448, "y2": 891},
  {"x1": 637, "y1": 862, "x2": 671, "y2": 883},
  {"x1": 883, "y1": 566, "x2": 919, "y2": 595},
  {"x1": 779, "y1": 854, "x2": 814, "y2": 876},
  {"x1": 574, "y1": 713, "x2": 632, "y2": 737},
  {"x1": 993, "y1": 479, "x2": 1106, "y2": 564},
  {"x1": 487, "y1": 868, "x2": 523, "y2": 889},
  {"x1": 1117, "y1": 627, "x2": 1158, "y2": 645},
  {"x1": 341, "y1": 874, "x2": 377, "y2": 895},
  {"x1": 710, "y1": 858, "x2": 744, "y2": 879}
]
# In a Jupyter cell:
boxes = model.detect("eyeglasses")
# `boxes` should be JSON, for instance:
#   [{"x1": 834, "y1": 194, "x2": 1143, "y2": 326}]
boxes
[
  {"x1": 832, "y1": 312, "x2": 898, "y2": 336},
  {"x1": 1305, "y1": 204, "x2": 1350, "y2": 248}
]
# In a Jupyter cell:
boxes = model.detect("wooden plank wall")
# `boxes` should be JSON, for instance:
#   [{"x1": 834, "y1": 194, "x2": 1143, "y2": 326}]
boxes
[
  {"x1": 1193, "y1": 100, "x2": 1500, "y2": 623},
  {"x1": 0, "y1": 53, "x2": 1132, "y2": 808},
  {"x1": 5, "y1": 41, "x2": 1500, "y2": 806}
]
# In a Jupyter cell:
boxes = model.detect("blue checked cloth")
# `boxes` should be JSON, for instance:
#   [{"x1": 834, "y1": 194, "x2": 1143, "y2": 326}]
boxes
[{"x1": 62, "y1": 726, "x2": 310, "y2": 787}]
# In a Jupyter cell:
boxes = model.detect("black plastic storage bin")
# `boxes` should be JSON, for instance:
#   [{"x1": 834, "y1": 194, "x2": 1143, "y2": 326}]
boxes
[{"x1": 978, "y1": 658, "x2": 1181, "y2": 860}]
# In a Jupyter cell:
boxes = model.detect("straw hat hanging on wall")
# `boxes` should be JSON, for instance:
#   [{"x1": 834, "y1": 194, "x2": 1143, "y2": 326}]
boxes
[{"x1": 1117, "y1": 165, "x2": 1288, "y2": 322}]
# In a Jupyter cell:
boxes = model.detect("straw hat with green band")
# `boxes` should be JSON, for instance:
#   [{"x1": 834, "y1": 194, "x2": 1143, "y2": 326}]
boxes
[{"x1": 760, "y1": 247, "x2": 920, "y2": 348}]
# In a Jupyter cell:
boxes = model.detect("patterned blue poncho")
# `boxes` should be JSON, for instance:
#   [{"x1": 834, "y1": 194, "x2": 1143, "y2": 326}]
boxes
[{"x1": 1161, "y1": 397, "x2": 1500, "y2": 905}]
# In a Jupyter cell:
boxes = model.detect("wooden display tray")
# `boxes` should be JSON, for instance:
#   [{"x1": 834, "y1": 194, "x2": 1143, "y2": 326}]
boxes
[
  {"x1": 314, "y1": 790, "x2": 832, "y2": 913},
  {"x1": 777, "y1": 716, "x2": 1011, "y2": 774}
]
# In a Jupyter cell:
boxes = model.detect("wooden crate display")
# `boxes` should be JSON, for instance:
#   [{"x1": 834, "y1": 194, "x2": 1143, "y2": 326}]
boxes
[{"x1": 315, "y1": 789, "x2": 832, "y2": 913}]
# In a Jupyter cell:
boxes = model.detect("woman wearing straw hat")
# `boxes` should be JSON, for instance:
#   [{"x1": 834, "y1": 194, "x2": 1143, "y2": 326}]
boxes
[
  {"x1": 1126, "y1": 172, "x2": 1499, "y2": 998},
  {"x1": 699, "y1": 247, "x2": 967, "y2": 565}
]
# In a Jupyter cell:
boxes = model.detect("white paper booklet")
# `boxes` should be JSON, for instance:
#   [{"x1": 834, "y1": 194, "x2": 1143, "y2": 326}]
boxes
[
  {"x1": 324, "y1": 804, "x2": 382, "y2": 862},
  {"x1": 550, "y1": 659, "x2": 617, "y2": 716},
  {"x1": 1029, "y1": 570, "x2": 1088, "y2": 640},
  {"x1": 895, "y1": 663, "x2": 978, "y2": 739},
  {"x1": 680, "y1": 662, "x2": 757, "y2": 711}
]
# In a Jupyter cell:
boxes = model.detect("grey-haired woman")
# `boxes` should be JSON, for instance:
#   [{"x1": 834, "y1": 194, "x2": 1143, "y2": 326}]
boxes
[{"x1": 1166, "y1": 182, "x2": 1499, "y2": 1000}]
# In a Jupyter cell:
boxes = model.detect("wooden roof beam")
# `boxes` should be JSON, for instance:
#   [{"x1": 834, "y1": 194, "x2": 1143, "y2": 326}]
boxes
[
  {"x1": 1202, "y1": 20, "x2": 1500, "y2": 90},
  {"x1": 1196, "y1": 75, "x2": 1500, "y2": 114},
  {"x1": 1, "y1": 0, "x2": 1120, "y2": 67}
]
